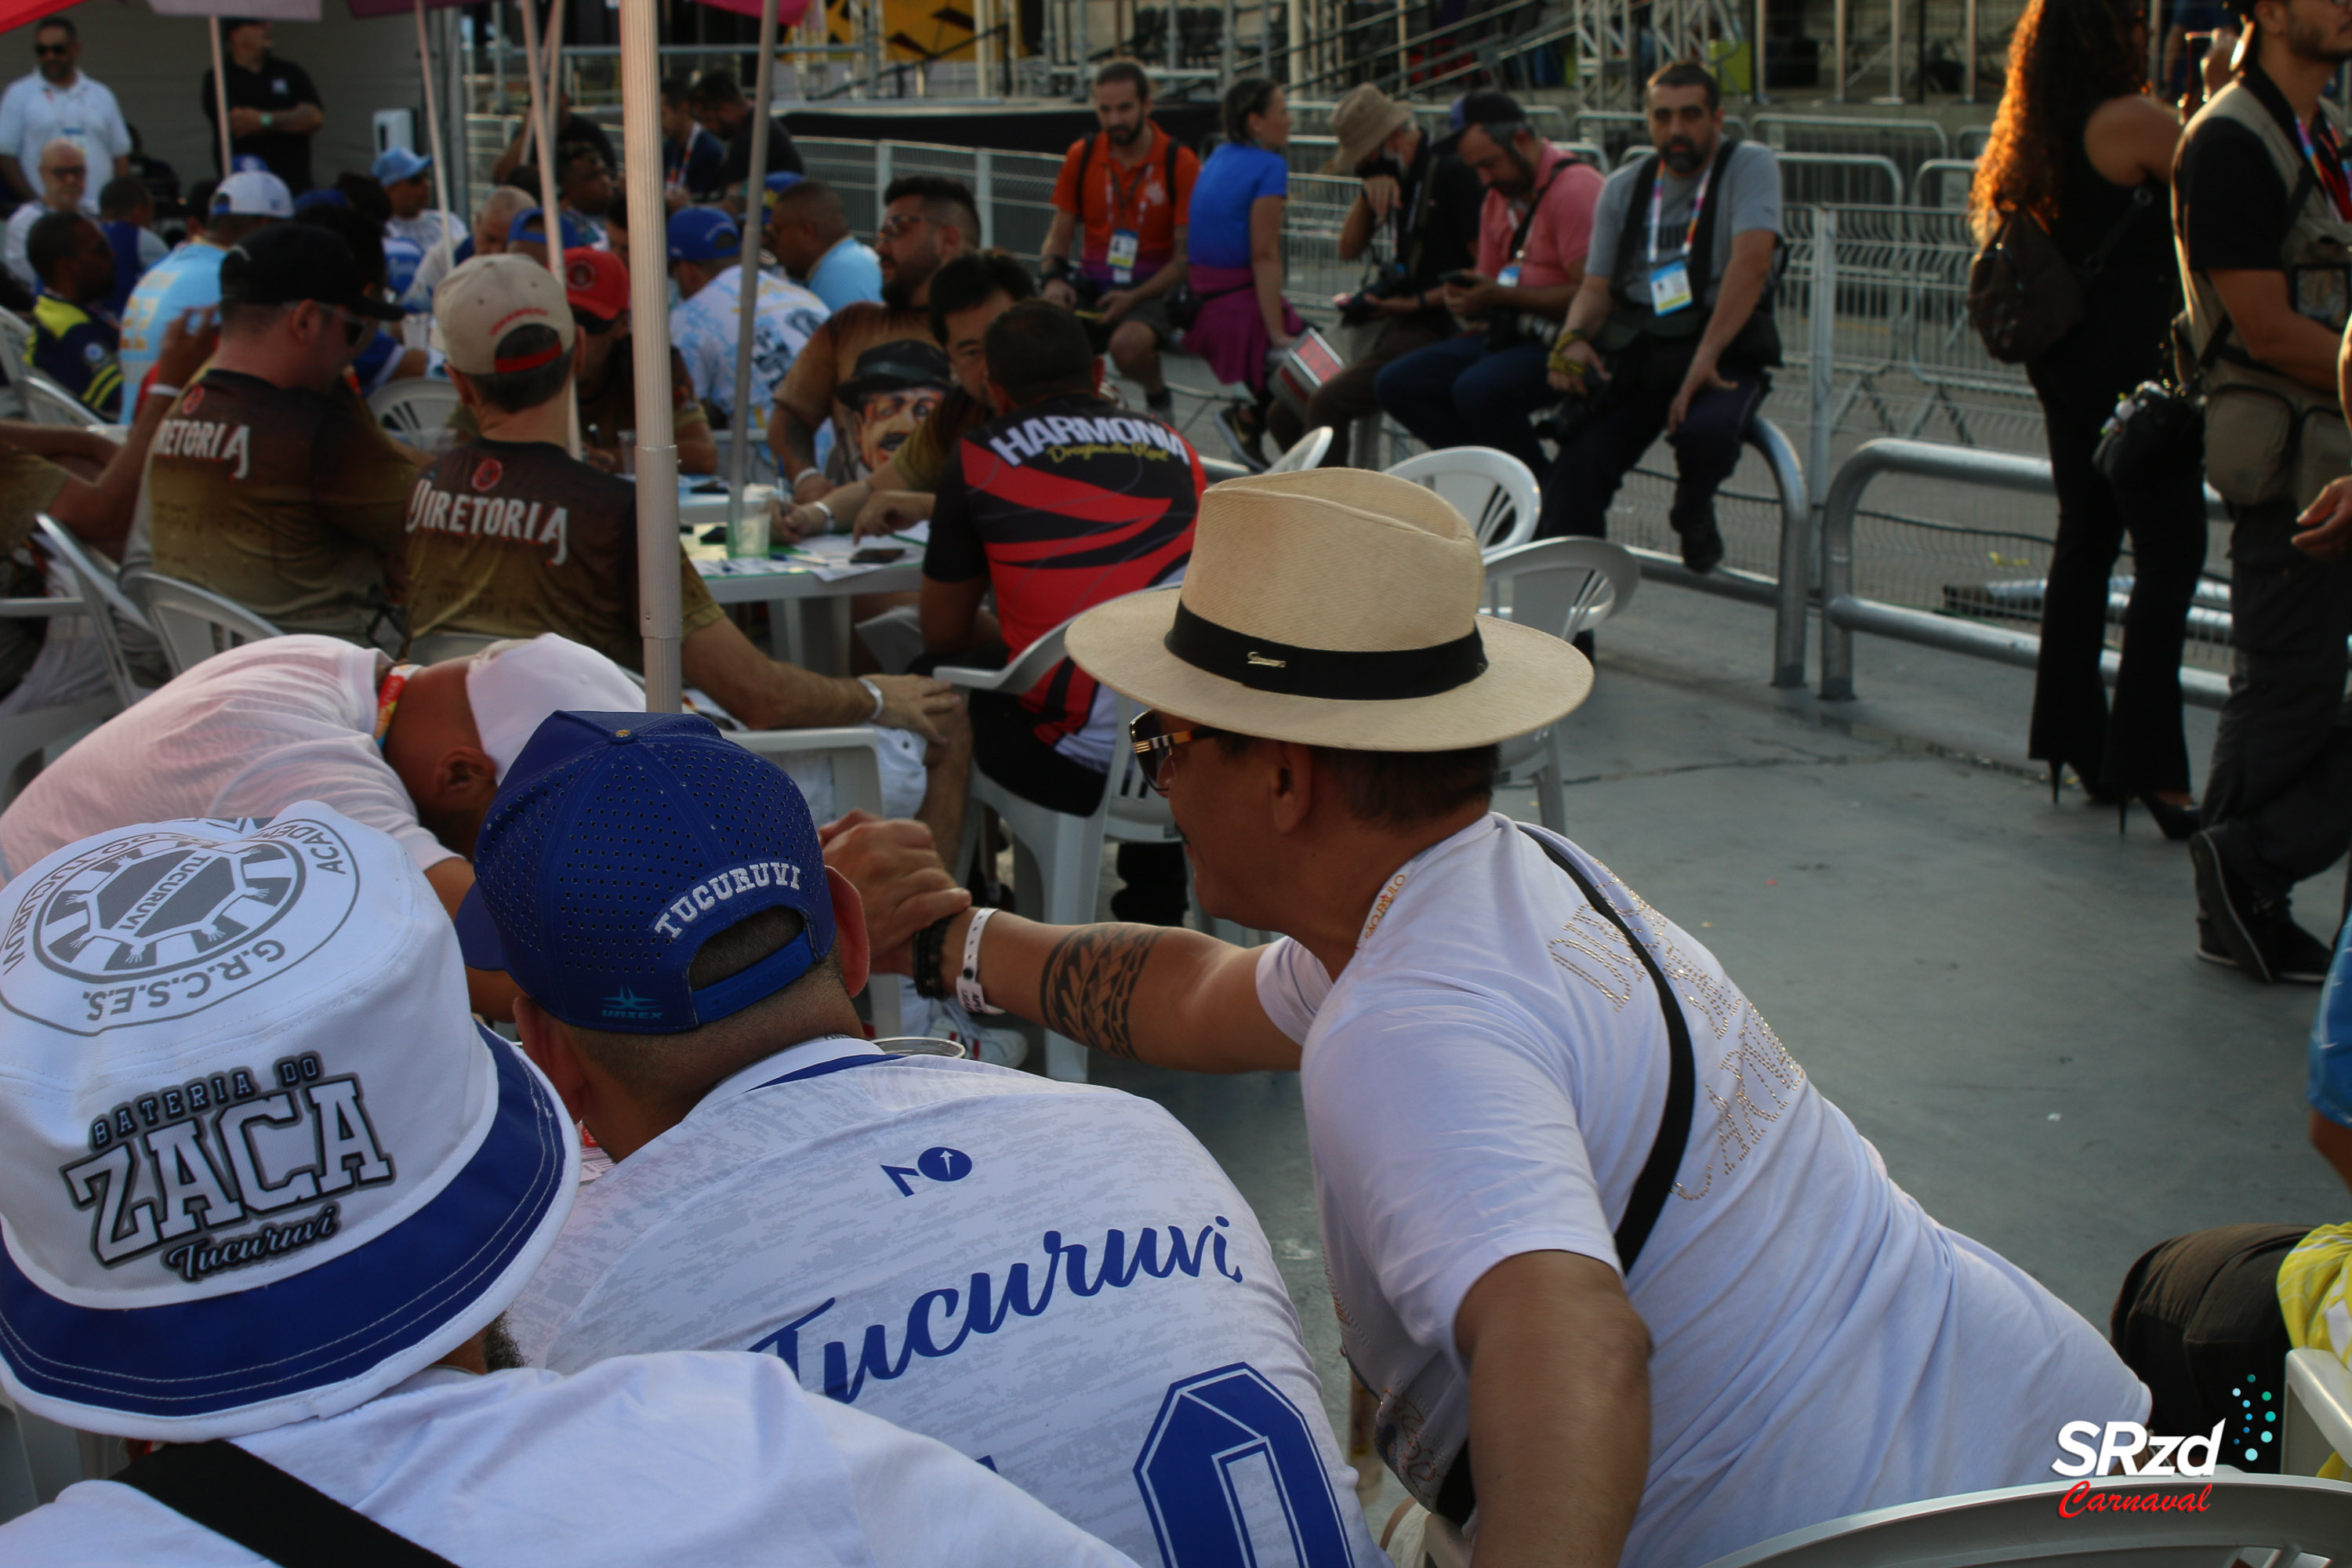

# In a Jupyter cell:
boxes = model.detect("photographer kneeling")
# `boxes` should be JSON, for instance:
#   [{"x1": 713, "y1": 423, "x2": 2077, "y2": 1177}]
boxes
[{"x1": 1541, "y1": 61, "x2": 1781, "y2": 573}]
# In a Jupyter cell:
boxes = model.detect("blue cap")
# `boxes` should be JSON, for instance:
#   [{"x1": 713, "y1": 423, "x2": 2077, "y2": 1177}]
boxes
[
  {"x1": 455, "y1": 711, "x2": 837, "y2": 1034},
  {"x1": 291, "y1": 187, "x2": 348, "y2": 211},
  {"x1": 506, "y1": 206, "x2": 593, "y2": 249},
  {"x1": 666, "y1": 205, "x2": 741, "y2": 263},
  {"x1": 372, "y1": 146, "x2": 431, "y2": 186}
]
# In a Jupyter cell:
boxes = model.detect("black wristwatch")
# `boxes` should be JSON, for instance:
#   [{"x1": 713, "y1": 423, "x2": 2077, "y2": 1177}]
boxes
[{"x1": 911, "y1": 916, "x2": 953, "y2": 1000}]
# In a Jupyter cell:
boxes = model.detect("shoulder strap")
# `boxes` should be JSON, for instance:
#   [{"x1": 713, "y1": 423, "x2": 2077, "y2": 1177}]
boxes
[
  {"x1": 2079, "y1": 182, "x2": 2157, "y2": 278},
  {"x1": 1073, "y1": 129, "x2": 1097, "y2": 197},
  {"x1": 1504, "y1": 151, "x2": 1570, "y2": 263},
  {"x1": 1515, "y1": 826, "x2": 1695, "y2": 1270},
  {"x1": 1163, "y1": 128, "x2": 1181, "y2": 196},
  {"x1": 114, "y1": 1439, "x2": 461, "y2": 1567},
  {"x1": 1432, "y1": 829, "x2": 1697, "y2": 1530},
  {"x1": 1610, "y1": 154, "x2": 1661, "y2": 295}
]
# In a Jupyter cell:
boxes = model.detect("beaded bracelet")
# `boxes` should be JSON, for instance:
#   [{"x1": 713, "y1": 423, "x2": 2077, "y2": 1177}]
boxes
[{"x1": 911, "y1": 916, "x2": 953, "y2": 1000}]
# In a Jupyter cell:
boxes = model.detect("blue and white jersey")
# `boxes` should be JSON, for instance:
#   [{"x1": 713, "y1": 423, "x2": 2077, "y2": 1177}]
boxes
[
  {"x1": 114, "y1": 240, "x2": 227, "y2": 421},
  {"x1": 507, "y1": 1035, "x2": 1385, "y2": 1568},
  {"x1": 668, "y1": 264, "x2": 827, "y2": 427}
]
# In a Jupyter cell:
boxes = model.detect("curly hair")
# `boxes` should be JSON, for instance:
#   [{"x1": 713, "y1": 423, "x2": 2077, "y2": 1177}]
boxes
[{"x1": 1970, "y1": 0, "x2": 2149, "y2": 242}]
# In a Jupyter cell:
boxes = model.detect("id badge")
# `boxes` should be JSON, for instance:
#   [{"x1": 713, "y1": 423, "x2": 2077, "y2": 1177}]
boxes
[
  {"x1": 1497, "y1": 263, "x2": 1523, "y2": 288},
  {"x1": 1650, "y1": 260, "x2": 1694, "y2": 316},
  {"x1": 1108, "y1": 228, "x2": 1141, "y2": 285}
]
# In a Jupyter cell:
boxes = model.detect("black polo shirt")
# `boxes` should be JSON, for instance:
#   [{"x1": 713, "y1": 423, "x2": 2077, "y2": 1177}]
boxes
[
  {"x1": 199, "y1": 53, "x2": 323, "y2": 192},
  {"x1": 719, "y1": 116, "x2": 803, "y2": 190},
  {"x1": 2176, "y1": 62, "x2": 2312, "y2": 274}
]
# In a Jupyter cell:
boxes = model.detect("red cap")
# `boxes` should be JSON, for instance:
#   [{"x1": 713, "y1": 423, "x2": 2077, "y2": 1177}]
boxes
[{"x1": 561, "y1": 247, "x2": 628, "y2": 325}]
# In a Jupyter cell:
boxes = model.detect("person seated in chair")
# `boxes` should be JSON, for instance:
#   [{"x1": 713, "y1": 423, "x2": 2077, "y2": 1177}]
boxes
[
  {"x1": 402, "y1": 254, "x2": 971, "y2": 865},
  {"x1": 918, "y1": 299, "x2": 1200, "y2": 926},
  {"x1": 22, "y1": 207, "x2": 122, "y2": 416},
  {"x1": 1541, "y1": 61, "x2": 1783, "y2": 572}
]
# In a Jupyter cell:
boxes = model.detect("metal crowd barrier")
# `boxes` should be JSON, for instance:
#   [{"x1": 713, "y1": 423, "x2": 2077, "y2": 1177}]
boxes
[{"x1": 1817, "y1": 439, "x2": 2231, "y2": 708}]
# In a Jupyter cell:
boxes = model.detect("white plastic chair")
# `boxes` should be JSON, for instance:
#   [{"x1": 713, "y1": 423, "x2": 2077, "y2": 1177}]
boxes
[
  {"x1": 936, "y1": 612, "x2": 1176, "y2": 1083},
  {"x1": 116, "y1": 569, "x2": 283, "y2": 676},
  {"x1": 34, "y1": 517, "x2": 148, "y2": 710},
  {"x1": 0, "y1": 307, "x2": 32, "y2": 414},
  {"x1": 1264, "y1": 426, "x2": 1334, "y2": 474},
  {"x1": 367, "y1": 376, "x2": 459, "y2": 440},
  {"x1": 16, "y1": 371, "x2": 102, "y2": 429},
  {"x1": 2285, "y1": 1346, "x2": 2352, "y2": 1475},
  {"x1": 1385, "y1": 445, "x2": 1541, "y2": 551},
  {"x1": 1693, "y1": 1473, "x2": 2352, "y2": 1566},
  {"x1": 1483, "y1": 539, "x2": 1639, "y2": 830},
  {"x1": 729, "y1": 724, "x2": 900, "y2": 1036},
  {"x1": 0, "y1": 561, "x2": 118, "y2": 811}
]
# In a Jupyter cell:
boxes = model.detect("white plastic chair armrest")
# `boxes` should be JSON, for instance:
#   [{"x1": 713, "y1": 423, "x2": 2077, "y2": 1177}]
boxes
[
  {"x1": 2285, "y1": 1347, "x2": 2352, "y2": 1474},
  {"x1": 931, "y1": 663, "x2": 1013, "y2": 692},
  {"x1": 0, "y1": 598, "x2": 83, "y2": 618}
]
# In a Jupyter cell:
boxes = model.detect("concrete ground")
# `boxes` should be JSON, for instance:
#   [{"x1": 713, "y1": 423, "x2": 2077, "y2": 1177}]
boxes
[{"x1": 1044, "y1": 578, "x2": 2347, "y2": 1505}]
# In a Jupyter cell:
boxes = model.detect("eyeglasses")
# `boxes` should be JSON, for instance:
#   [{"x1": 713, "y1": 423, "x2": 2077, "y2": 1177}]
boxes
[
  {"x1": 877, "y1": 211, "x2": 931, "y2": 241},
  {"x1": 44, "y1": 165, "x2": 85, "y2": 180},
  {"x1": 1129, "y1": 709, "x2": 1227, "y2": 795},
  {"x1": 314, "y1": 302, "x2": 372, "y2": 348}
]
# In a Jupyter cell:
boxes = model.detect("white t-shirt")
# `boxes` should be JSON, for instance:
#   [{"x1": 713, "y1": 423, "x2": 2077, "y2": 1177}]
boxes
[
  {"x1": 0, "y1": 71, "x2": 128, "y2": 198},
  {"x1": 670, "y1": 264, "x2": 828, "y2": 425},
  {"x1": 0, "y1": 636, "x2": 452, "y2": 880},
  {"x1": 507, "y1": 1035, "x2": 1385, "y2": 1568},
  {"x1": 0, "y1": 1352, "x2": 1136, "y2": 1566},
  {"x1": 1254, "y1": 814, "x2": 2149, "y2": 1567}
]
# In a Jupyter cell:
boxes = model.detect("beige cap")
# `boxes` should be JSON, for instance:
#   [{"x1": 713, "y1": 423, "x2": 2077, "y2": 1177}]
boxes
[
  {"x1": 1325, "y1": 83, "x2": 1416, "y2": 174},
  {"x1": 1066, "y1": 468, "x2": 1589, "y2": 751},
  {"x1": 432, "y1": 253, "x2": 575, "y2": 376}
]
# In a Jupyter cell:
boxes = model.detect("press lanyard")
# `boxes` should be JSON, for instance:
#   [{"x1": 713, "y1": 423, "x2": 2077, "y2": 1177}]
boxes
[
  {"x1": 373, "y1": 662, "x2": 420, "y2": 752},
  {"x1": 2295, "y1": 117, "x2": 2352, "y2": 223},
  {"x1": 1105, "y1": 132, "x2": 1156, "y2": 230},
  {"x1": 1647, "y1": 158, "x2": 1716, "y2": 268}
]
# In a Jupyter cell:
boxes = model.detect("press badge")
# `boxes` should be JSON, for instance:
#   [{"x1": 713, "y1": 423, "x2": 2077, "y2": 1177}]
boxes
[
  {"x1": 1109, "y1": 229, "x2": 1141, "y2": 285},
  {"x1": 1650, "y1": 260, "x2": 1694, "y2": 315},
  {"x1": 1497, "y1": 263, "x2": 1523, "y2": 288}
]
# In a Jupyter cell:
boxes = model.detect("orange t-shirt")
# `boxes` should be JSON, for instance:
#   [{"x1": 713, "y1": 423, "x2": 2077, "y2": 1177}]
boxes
[{"x1": 1050, "y1": 124, "x2": 1200, "y2": 286}]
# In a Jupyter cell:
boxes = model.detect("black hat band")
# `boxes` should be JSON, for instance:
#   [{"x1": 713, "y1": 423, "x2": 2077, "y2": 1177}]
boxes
[{"x1": 1163, "y1": 600, "x2": 1488, "y2": 700}]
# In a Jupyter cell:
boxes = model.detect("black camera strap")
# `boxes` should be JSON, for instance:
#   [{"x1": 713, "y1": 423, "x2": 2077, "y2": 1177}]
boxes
[
  {"x1": 114, "y1": 1439, "x2": 460, "y2": 1566},
  {"x1": 1428, "y1": 826, "x2": 1696, "y2": 1528}
]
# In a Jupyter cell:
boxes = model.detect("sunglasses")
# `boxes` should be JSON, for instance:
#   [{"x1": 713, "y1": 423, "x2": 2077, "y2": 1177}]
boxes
[
  {"x1": 44, "y1": 165, "x2": 85, "y2": 179},
  {"x1": 34, "y1": 43, "x2": 68, "y2": 56},
  {"x1": 877, "y1": 211, "x2": 931, "y2": 241},
  {"x1": 575, "y1": 310, "x2": 619, "y2": 336},
  {"x1": 1129, "y1": 709, "x2": 1228, "y2": 796}
]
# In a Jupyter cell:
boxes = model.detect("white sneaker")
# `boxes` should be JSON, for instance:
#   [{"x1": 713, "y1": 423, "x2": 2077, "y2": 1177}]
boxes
[{"x1": 914, "y1": 994, "x2": 1030, "y2": 1069}]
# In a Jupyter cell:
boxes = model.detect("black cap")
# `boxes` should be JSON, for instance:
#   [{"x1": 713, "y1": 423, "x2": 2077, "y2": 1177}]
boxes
[
  {"x1": 219, "y1": 222, "x2": 404, "y2": 321},
  {"x1": 837, "y1": 339, "x2": 952, "y2": 404}
]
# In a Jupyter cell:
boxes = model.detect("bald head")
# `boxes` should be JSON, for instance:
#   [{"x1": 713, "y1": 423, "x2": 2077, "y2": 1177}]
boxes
[
  {"x1": 380, "y1": 657, "x2": 498, "y2": 857},
  {"x1": 36, "y1": 138, "x2": 87, "y2": 210},
  {"x1": 475, "y1": 187, "x2": 532, "y2": 257}
]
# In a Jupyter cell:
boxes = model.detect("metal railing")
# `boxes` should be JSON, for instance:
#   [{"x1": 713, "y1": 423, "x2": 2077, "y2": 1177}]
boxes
[
  {"x1": 1753, "y1": 112, "x2": 1950, "y2": 174},
  {"x1": 1778, "y1": 151, "x2": 1907, "y2": 207},
  {"x1": 1817, "y1": 439, "x2": 2231, "y2": 706},
  {"x1": 1911, "y1": 157, "x2": 1979, "y2": 209}
]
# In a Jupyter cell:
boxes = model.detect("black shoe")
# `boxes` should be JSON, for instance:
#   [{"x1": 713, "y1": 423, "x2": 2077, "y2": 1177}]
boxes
[
  {"x1": 2190, "y1": 829, "x2": 2328, "y2": 983},
  {"x1": 2271, "y1": 917, "x2": 2335, "y2": 984},
  {"x1": 2127, "y1": 792, "x2": 2201, "y2": 842},
  {"x1": 1213, "y1": 405, "x2": 1269, "y2": 470},
  {"x1": 1145, "y1": 389, "x2": 1174, "y2": 422},
  {"x1": 1675, "y1": 506, "x2": 1725, "y2": 575},
  {"x1": 2196, "y1": 916, "x2": 2237, "y2": 968}
]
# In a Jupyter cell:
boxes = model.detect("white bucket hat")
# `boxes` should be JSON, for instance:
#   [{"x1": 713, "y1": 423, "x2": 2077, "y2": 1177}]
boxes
[
  {"x1": 1067, "y1": 468, "x2": 1592, "y2": 750},
  {"x1": 0, "y1": 805, "x2": 578, "y2": 1440}
]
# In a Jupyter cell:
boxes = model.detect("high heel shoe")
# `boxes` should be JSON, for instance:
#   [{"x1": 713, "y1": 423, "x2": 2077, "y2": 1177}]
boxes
[{"x1": 2121, "y1": 792, "x2": 2201, "y2": 841}]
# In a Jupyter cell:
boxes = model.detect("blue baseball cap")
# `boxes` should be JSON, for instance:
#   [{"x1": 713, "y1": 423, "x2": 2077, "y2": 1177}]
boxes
[
  {"x1": 291, "y1": 187, "x2": 347, "y2": 212},
  {"x1": 456, "y1": 711, "x2": 837, "y2": 1034},
  {"x1": 372, "y1": 146, "x2": 432, "y2": 186},
  {"x1": 667, "y1": 205, "x2": 741, "y2": 263},
  {"x1": 506, "y1": 206, "x2": 593, "y2": 249}
]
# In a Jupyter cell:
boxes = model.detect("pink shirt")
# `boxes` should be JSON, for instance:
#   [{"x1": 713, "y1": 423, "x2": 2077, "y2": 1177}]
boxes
[{"x1": 1475, "y1": 142, "x2": 1606, "y2": 288}]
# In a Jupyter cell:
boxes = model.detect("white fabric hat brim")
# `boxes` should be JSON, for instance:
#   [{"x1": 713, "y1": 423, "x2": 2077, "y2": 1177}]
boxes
[
  {"x1": 0, "y1": 1029, "x2": 579, "y2": 1442},
  {"x1": 1068, "y1": 586, "x2": 1592, "y2": 750}
]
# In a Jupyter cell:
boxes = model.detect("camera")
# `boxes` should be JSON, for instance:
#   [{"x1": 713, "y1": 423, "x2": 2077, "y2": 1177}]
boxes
[{"x1": 1335, "y1": 272, "x2": 1410, "y2": 328}]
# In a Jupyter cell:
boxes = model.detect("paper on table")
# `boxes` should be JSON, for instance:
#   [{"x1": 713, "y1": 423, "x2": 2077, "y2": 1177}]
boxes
[{"x1": 691, "y1": 520, "x2": 931, "y2": 582}]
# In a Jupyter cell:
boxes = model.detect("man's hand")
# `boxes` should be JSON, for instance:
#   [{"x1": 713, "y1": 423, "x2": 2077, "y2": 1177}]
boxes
[
  {"x1": 1101, "y1": 289, "x2": 1138, "y2": 325},
  {"x1": 1443, "y1": 272, "x2": 1503, "y2": 317},
  {"x1": 2202, "y1": 27, "x2": 2241, "y2": 97},
  {"x1": 1548, "y1": 336, "x2": 1608, "y2": 395},
  {"x1": 1376, "y1": 291, "x2": 1426, "y2": 318},
  {"x1": 1668, "y1": 354, "x2": 1735, "y2": 431},
  {"x1": 154, "y1": 306, "x2": 220, "y2": 390},
  {"x1": 1361, "y1": 172, "x2": 1401, "y2": 219},
  {"x1": 1043, "y1": 276, "x2": 1080, "y2": 308},
  {"x1": 779, "y1": 498, "x2": 825, "y2": 544},
  {"x1": 854, "y1": 492, "x2": 928, "y2": 539},
  {"x1": 2297, "y1": 474, "x2": 2352, "y2": 560},
  {"x1": 818, "y1": 809, "x2": 973, "y2": 966},
  {"x1": 865, "y1": 673, "x2": 960, "y2": 742},
  {"x1": 227, "y1": 107, "x2": 264, "y2": 137},
  {"x1": 791, "y1": 469, "x2": 833, "y2": 505}
]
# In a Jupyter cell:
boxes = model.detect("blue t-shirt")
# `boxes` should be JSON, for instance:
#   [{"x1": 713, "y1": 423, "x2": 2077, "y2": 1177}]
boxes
[
  {"x1": 2311, "y1": 919, "x2": 2352, "y2": 1128},
  {"x1": 805, "y1": 236, "x2": 884, "y2": 312},
  {"x1": 114, "y1": 238, "x2": 226, "y2": 419},
  {"x1": 1186, "y1": 143, "x2": 1287, "y2": 270}
]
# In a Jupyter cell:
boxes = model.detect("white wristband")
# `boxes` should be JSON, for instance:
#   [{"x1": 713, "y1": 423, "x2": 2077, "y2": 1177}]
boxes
[
  {"x1": 792, "y1": 466, "x2": 823, "y2": 490},
  {"x1": 145, "y1": 383, "x2": 182, "y2": 402},
  {"x1": 956, "y1": 906, "x2": 1004, "y2": 1016},
  {"x1": 857, "y1": 677, "x2": 885, "y2": 723}
]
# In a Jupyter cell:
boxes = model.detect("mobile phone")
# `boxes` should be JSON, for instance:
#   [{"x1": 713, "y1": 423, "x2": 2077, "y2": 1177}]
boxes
[
  {"x1": 1443, "y1": 270, "x2": 1480, "y2": 288},
  {"x1": 850, "y1": 546, "x2": 906, "y2": 564}
]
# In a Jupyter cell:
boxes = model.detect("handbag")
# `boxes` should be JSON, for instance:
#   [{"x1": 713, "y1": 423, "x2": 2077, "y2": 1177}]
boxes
[
  {"x1": 1967, "y1": 185, "x2": 2154, "y2": 365},
  {"x1": 2094, "y1": 379, "x2": 2204, "y2": 489}
]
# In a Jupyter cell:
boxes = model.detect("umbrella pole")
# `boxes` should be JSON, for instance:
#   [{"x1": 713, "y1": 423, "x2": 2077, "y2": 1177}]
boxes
[
  {"x1": 724, "y1": 0, "x2": 779, "y2": 538},
  {"x1": 518, "y1": 0, "x2": 581, "y2": 456},
  {"x1": 209, "y1": 18, "x2": 234, "y2": 179},
  {"x1": 621, "y1": 0, "x2": 682, "y2": 709},
  {"x1": 415, "y1": 0, "x2": 456, "y2": 277}
]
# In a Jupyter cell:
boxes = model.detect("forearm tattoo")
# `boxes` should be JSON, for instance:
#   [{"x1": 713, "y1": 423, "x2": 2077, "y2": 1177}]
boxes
[{"x1": 1036, "y1": 924, "x2": 1167, "y2": 1059}]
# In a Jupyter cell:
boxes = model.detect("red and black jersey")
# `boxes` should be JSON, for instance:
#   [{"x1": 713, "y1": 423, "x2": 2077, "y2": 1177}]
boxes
[{"x1": 925, "y1": 391, "x2": 1203, "y2": 746}]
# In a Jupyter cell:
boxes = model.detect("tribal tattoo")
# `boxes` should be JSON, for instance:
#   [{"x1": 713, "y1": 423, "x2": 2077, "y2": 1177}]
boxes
[{"x1": 1036, "y1": 924, "x2": 1167, "y2": 1060}]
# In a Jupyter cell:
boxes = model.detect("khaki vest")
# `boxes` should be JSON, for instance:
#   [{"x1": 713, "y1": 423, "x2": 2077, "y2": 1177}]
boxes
[{"x1": 2180, "y1": 80, "x2": 2352, "y2": 509}]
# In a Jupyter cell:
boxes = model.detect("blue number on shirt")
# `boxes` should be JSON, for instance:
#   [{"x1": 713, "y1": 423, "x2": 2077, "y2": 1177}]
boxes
[{"x1": 1134, "y1": 1363, "x2": 1355, "y2": 1567}]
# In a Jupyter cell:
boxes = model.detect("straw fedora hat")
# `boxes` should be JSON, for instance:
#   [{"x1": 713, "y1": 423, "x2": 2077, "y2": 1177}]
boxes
[
  {"x1": 1067, "y1": 468, "x2": 1592, "y2": 751},
  {"x1": 1323, "y1": 82, "x2": 1416, "y2": 174}
]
